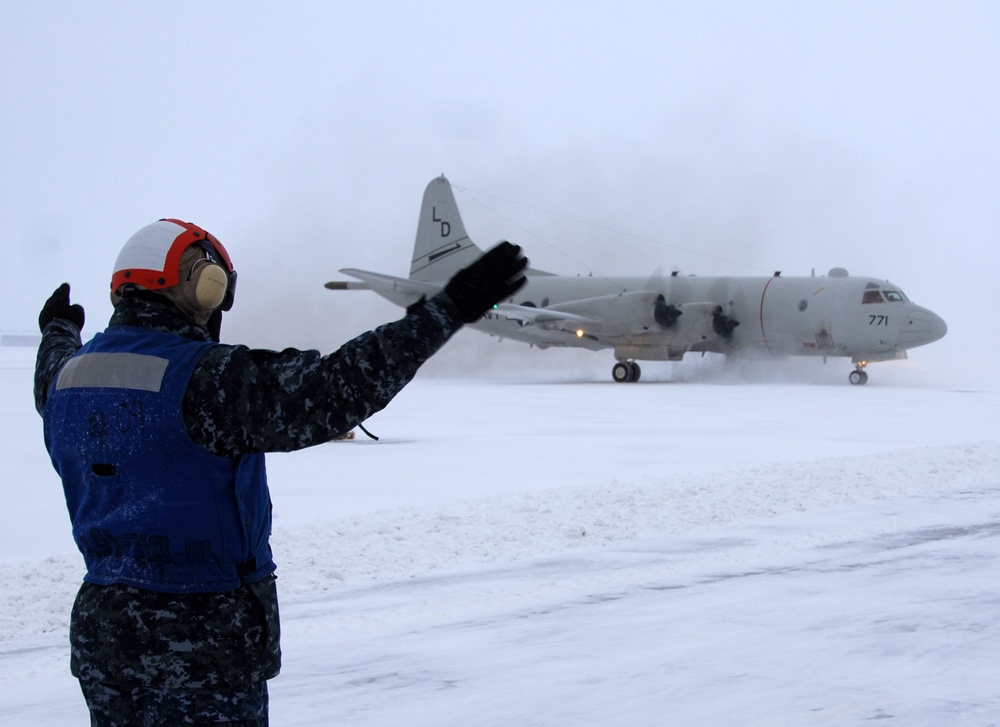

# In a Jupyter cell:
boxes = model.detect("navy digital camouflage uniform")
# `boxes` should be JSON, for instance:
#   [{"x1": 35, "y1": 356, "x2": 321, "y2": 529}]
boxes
[{"x1": 35, "y1": 291, "x2": 464, "y2": 725}]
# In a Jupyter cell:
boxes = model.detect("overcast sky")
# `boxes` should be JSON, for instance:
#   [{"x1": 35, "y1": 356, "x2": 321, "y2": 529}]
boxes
[{"x1": 3, "y1": 1, "x2": 997, "y2": 382}]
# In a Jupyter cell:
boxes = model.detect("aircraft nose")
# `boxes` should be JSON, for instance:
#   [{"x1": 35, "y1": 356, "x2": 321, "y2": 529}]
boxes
[{"x1": 899, "y1": 306, "x2": 947, "y2": 347}]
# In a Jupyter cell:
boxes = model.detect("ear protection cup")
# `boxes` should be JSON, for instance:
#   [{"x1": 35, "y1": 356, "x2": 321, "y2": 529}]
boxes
[{"x1": 192, "y1": 261, "x2": 229, "y2": 310}]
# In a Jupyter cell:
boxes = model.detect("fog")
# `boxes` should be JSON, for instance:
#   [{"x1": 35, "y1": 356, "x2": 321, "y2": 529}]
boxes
[{"x1": 3, "y1": 2, "x2": 997, "y2": 387}]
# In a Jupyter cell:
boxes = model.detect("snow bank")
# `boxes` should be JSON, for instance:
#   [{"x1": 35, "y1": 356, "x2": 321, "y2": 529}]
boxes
[{"x1": 7, "y1": 440, "x2": 996, "y2": 645}]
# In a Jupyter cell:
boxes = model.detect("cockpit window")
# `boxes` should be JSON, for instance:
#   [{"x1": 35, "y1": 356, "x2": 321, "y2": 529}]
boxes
[
  {"x1": 862, "y1": 290, "x2": 885, "y2": 304},
  {"x1": 883, "y1": 290, "x2": 908, "y2": 302}
]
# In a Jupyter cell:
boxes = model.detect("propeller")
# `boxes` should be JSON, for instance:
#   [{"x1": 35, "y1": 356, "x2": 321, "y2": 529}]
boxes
[
  {"x1": 712, "y1": 306, "x2": 740, "y2": 338},
  {"x1": 654, "y1": 294, "x2": 682, "y2": 328},
  {"x1": 647, "y1": 266, "x2": 682, "y2": 329}
]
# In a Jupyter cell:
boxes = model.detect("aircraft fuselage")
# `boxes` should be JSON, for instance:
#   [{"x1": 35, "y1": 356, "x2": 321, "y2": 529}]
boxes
[{"x1": 477, "y1": 270, "x2": 946, "y2": 367}]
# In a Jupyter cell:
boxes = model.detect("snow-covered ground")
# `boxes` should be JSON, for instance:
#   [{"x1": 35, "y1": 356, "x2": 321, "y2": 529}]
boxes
[{"x1": 1, "y1": 345, "x2": 998, "y2": 725}]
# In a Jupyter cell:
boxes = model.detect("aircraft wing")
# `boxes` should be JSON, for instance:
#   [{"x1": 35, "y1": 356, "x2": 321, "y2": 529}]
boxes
[{"x1": 327, "y1": 268, "x2": 442, "y2": 308}]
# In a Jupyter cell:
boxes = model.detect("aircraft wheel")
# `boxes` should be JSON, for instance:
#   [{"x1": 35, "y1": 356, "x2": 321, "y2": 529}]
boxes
[
  {"x1": 612, "y1": 362, "x2": 632, "y2": 383},
  {"x1": 629, "y1": 362, "x2": 642, "y2": 382},
  {"x1": 849, "y1": 370, "x2": 868, "y2": 385}
]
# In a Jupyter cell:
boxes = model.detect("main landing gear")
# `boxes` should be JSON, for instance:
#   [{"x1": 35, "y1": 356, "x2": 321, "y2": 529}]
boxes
[
  {"x1": 612, "y1": 361, "x2": 641, "y2": 383},
  {"x1": 849, "y1": 362, "x2": 869, "y2": 386}
]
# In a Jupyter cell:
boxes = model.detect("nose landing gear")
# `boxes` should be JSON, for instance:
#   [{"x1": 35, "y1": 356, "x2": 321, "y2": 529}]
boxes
[
  {"x1": 612, "y1": 361, "x2": 642, "y2": 383},
  {"x1": 849, "y1": 362, "x2": 868, "y2": 385}
]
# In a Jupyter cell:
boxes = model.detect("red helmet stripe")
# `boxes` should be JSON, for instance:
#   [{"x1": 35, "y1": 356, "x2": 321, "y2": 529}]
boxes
[{"x1": 111, "y1": 219, "x2": 233, "y2": 295}]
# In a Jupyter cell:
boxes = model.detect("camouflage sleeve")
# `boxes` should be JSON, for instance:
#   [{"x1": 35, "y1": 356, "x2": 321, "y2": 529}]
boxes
[
  {"x1": 185, "y1": 293, "x2": 464, "y2": 456},
  {"x1": 34, "y1": 318, "x2": 83, "y2": 414}
]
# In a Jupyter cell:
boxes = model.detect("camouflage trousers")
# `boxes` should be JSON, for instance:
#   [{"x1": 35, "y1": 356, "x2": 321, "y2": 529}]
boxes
[
  {"x1": 69, "y1": 577, "x2": 281, "y2": 725},
  {"x1": 79, "y1": 679, "x2": 268, "y2": 726}
]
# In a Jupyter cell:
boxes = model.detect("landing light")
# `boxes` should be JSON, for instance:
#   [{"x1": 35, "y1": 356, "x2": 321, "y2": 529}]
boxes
[{"x1": 576, "y1": 329, "x2": 585, "y2": 338}]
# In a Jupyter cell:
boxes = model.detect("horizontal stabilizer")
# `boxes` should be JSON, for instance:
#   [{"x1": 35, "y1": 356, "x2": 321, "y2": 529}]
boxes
[{"x1": 330, "y1": 268, "x2": 443, "y2": 308}]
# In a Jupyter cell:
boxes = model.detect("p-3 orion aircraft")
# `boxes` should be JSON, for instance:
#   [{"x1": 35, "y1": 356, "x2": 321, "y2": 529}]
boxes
[{"x1": 327, "y1": 175, "x2": 947, "y2": 384}]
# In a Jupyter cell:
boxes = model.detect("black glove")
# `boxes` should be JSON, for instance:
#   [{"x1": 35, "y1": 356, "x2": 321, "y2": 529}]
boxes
[
  {"x1": 39, "y1": 283, "x2": 85, "y2": 333},
  {"x1": 443, "y1": 241, "x2": 528, "y2": 323},
  {"x1": 206, "y1": 309, "x2": 223, "y2": 343}
]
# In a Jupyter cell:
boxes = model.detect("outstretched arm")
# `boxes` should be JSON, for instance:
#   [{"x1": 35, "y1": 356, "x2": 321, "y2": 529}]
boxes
[
  {"x1": 185, "y1": 293, "x2": 464, "y2": 455},
  {"x1": 185, "y1": 241, "x2": 528, "y2": 456},
  {"x1": 34, "y1": 284, "x2": 85, "y2": 414}
]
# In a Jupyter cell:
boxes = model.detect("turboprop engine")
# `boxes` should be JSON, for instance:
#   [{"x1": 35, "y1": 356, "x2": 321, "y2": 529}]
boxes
[{"x1": 539, "y1": 292, "x2": 738, "y2": 349}]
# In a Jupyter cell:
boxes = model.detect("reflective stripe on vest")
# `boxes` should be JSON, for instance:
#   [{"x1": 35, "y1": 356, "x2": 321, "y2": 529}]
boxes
[{"x1": 56, "y1": 352, "x2": 169, "y2": 392}]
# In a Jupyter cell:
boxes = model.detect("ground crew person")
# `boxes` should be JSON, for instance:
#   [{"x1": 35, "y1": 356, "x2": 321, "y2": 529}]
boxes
[{"x1": 35, "y1": 218, "x2": 527, "y2": 725}]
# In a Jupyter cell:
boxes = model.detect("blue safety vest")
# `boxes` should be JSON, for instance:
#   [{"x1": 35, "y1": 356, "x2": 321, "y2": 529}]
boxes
[{"x1": 44, "y1": 326, "x2": 275, "y2": 593}]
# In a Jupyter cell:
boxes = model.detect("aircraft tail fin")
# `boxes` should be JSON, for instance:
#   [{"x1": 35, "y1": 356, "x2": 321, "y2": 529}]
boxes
[{"x1": 410, "y1": 175, "x2": 484, "y2": 283}]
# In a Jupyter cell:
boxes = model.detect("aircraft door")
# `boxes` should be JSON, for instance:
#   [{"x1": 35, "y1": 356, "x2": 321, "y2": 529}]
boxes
[{"x1": 759, "y1": 276, "x2": 835, "y2": 356}]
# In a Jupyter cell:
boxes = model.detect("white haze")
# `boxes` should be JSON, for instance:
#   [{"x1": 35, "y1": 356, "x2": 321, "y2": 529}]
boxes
[{"x1": 1, "y1": 1, "x2": 998, "y2": 388}]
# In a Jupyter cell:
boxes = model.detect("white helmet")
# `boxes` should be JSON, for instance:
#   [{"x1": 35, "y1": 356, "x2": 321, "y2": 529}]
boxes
[{"x1": 111, "y1": 218, "x2": 237, "y2": 311}]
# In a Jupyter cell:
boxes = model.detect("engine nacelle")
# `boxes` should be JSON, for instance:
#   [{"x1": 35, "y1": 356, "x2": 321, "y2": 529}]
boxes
[{"x1": 672, "y1": 302, "x2": 731, "y2": 346}]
